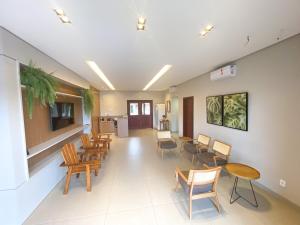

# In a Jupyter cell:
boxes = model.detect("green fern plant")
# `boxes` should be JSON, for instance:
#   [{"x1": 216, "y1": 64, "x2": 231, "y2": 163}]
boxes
[
  {"x1": 20, "y1": 62, "x2": 57, "y2": 119},
  {"x1": 82, "y1": 89, "x2": 94, "y2": 115}
]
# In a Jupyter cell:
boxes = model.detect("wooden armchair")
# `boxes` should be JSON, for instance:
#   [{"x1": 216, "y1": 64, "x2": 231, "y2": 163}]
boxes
[
  {"x1": 184, "y1": 134, "x2": 211, "y2": 164},
  {"x1": 175, "y1": 166, "x2": 222, "y2": 219},
  {"x1": 60, "y1": 143, "x2": 100, "y2": 194},
  {"x1": 81, "y1": 134, "x2": 107, "y2": 160},
  {"x1": 91, "y1": 129, "x2": 112, "y2": 150},
  {"x1": 157, "y1": 131, "x2": 178, "y2": 159},
  {"x1": 197, "y1": 140, "x2": 231, "y2": 167}
]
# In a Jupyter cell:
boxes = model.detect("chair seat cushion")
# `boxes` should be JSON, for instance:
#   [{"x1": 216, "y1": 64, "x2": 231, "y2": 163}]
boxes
[
  {"x1": 184, "y1": 143, "x2": 198, "y2": 154},
  {"x1": 160, "y1": 141, "x2": 177, "y2": 149},
  {"x1": 178, "y1": 174, "x2": 212, "y2": 194},
  {"x1": 198, "y1": 152, "x2": 227, "y2": 166}
]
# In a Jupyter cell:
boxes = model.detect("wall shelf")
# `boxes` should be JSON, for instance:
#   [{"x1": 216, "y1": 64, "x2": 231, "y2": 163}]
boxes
[
  {"x1": 21, "y1": 85, "x2": 82, "y2": 98},
  {"x1": 27, "y1": 126, "x2": 84, "y2": 159}
]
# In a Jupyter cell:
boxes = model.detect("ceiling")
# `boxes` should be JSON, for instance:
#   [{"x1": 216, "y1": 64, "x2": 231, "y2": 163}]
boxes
[{"x1": 1, "y1": 0, "x2": 300, "y2": 91}]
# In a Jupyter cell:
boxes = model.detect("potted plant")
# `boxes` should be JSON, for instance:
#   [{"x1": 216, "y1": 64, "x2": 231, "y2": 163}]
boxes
[
  {"x1": 20, "y1": 62, "x2": 57, "y2": 119},
  {"x1": 82, "y1": 89, "x2": 94, "y2": 115}
]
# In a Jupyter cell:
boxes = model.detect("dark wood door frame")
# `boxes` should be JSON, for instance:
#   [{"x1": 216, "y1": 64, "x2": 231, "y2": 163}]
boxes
[
  {"x1": 183, "y1": 96, "x2": 194, "y2": 138},
  {"x1": 127, "y1": 100, "x2": 153, "y2": 129}
]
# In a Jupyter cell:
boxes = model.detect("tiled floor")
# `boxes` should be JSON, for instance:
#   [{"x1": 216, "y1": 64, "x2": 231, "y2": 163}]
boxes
[{"x1": 24, "y1": 129, "x2": 300, "y2": 225}]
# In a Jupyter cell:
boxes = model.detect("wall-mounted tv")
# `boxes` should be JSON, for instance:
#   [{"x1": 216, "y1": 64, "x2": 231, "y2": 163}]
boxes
[{"x1": 50, "y1": 102, "x2": 74, "y2": 131}]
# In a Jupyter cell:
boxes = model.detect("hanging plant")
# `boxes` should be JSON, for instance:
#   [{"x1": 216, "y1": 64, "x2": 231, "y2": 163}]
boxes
[
  {"x1": 82, "y1": 89, "x2": 94, "y2": 115},
  {"x1": 20, "y1": 61, "x2": 58, "y2": 119}
]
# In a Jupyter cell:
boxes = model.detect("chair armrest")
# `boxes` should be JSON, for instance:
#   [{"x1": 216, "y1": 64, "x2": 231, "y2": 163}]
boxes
[
  {"x1": 175, "y1": 167, "x2": 189, "y2": 184},
  {"x1": 213, "y1": 155, "x2": 226, "y2": 166}
]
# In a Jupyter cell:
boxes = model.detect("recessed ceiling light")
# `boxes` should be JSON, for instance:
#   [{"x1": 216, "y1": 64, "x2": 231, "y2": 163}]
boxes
[
  {"x1": 200, "y1": 24, "x2": 214, "y2": 36},
  {"x1": 137, "y1": 24, "x2": 145, "y2": 31},
  {"x1": 54, "y1": 9, "x2": 64, "y2": 16},
  {"x1": 60, "y1": 15, "x2": 71, "y2": 23},
  {"x1": 143, "y1": 65, "x2": 172, "y2": 91},
  {"x1": 138, "y1": 17, "x2": 146, "y2": 25},
  {"x1": 86, "y1": 61, "x2": 115, "y2": 90},
  {"x1": 54, "y1": 8, "x2": 71, "y2": 24},
  {"x1": 205, "y1": 24, "x2": 214, "y2": 31},
  {"x1": 200, "y1": 30, "x2": 208, "y2": 36}
]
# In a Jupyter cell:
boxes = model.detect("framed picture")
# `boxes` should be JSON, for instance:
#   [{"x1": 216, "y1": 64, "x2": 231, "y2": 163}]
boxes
[
  {"x1": 206, "y1": 95, "x2": 223, "y2": 126},
  {"x1": 223, "y1": 92, "x2": 248, "y2": 131},
  {"x1": 166, "y1": 100, "x2": 171, "y2": 113}
]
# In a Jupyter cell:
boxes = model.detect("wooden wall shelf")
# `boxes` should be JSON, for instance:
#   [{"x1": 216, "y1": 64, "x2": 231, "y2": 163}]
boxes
[
  {"x1": 27, "y1": 126, "x2": 84, "y2": 159},
  {"x1": 21, "y1": 85, "x2": 83, "y2": 99}
]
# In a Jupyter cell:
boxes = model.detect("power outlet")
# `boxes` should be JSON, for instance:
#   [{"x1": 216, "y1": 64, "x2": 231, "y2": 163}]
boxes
[{"x1": 280, "y1": 179, "x2": 286, "y2": 187}]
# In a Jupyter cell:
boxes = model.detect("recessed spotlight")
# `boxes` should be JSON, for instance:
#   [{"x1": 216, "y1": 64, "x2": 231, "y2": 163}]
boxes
[
  {"x1": 200, "y1": 30, "x2": 208, "y2": 36},
  {"x1": 60, "y1": 15, "x2": 71, "y2": 23},
  {"x1": 54, "y1": 9, "x2": 64, "y2": 16},
  {"x1": 137, "y1": 16, "x2": 146, "y2": 31},
  {"x1": 54, "y1": 8, "x2": 71, "y2": 24},
  {"x1": 137, "y1": 24, "x2": 145, "y2": 31},
  {"x1": 205, "y1": 24, "x2": 214, "y2": 31},
  {"x1": 138, "y1": 17, "x2": 146, "y2": 25},
  {"x1": 200, "y1": 24, "x2": 214, "y2": 36}
]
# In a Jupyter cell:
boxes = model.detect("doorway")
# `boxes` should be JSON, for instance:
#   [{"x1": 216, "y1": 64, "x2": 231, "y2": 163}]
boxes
[
  {"x1": 127, "y1": 100, "x2": 153, "y2": 129},
  {"x1": 183, "y1": 96, "x2": 194, "y2": 138}
]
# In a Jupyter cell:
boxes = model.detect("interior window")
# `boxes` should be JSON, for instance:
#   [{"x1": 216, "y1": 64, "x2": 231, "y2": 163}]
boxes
[
  {"x1": 142, "y1": 102, "x2": 151, "y2": 115},
  {"x1": 130, "y1": 103, "x2": 139, "y2": 115}
]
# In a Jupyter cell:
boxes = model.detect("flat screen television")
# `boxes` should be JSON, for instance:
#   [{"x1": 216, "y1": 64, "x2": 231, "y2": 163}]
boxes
[{"x1": 50, "y1": 102, "x2": 74, "y2": 131}]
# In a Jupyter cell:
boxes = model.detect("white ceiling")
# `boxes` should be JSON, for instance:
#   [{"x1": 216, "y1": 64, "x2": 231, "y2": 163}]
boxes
[{"x1": 1, "y1": 0, "x2": 300, "y2": 91}]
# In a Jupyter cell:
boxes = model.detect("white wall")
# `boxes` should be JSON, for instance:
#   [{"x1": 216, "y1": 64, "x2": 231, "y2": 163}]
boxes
[
  {"x1": 0, "y1": 27, "x2": 89, "y2": 89},
  {"x1": 175, "y1": 34, "x2": 300, "y2": 206},
  {"x1": 100, "y1": 90, "x2": 166, "y2": 116},
  {"x1": 0, "y1": 27, "x2": 91, "y2": 225}
]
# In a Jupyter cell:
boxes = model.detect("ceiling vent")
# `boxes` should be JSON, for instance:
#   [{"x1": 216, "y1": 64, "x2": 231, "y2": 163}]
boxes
[{"x1": 210, "y1": 65, "x2": 237, "y2": 81}]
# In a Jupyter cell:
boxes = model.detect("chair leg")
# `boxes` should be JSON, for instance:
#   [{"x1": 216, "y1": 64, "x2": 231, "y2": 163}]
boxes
[
  {"x1": 161, "y1": 149, "x2": 164, "y2": 160},
  {"x1": 192, "y1": 154, "x2": 195, "y2": 164},
  {"x1": 189, "y1": 197, "x2": 192, "y2": 220},
  {"x1": 215, "y1": 194, "x2": 221, "y2": 213},
  {"x1": 64, "y1": 167, "x2": 72, "y2": 195},
  {"x1": 210, "y1": 193, "x2": 221, "y2": 213},
  {"x1": 86, "y1": 165, "x2": 91, "y2": 192}
]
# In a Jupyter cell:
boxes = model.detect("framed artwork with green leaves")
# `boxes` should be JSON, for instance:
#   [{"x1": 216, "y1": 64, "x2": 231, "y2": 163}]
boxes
[
  {"x1": 223, "y1": 92, "x2": 248, "y2": 131},
  {"x1": 206, "y1": 95, "x2": 223, "y2": 126}
]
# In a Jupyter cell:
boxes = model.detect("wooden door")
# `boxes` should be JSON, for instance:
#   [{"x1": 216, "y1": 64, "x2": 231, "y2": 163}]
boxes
[
  {"x1": 127, "y1": 100, "x2": 153, "y2": 129},
  {"x1": 183, "y1": 96, "x2": 194, "y2": 138}
]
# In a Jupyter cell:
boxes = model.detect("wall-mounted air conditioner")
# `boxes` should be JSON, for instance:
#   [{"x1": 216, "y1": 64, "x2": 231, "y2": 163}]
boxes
[{"x1": 210, "y1": 65, "x2": 237, "y2": 81}]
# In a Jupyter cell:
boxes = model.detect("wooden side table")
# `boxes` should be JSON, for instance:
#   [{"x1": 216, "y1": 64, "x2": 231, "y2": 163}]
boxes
[
  {"x1": 225, "y1": 163, "x2": 260, "y2": 207},
  {"x1": 159, "y1": 120, "x2": 169, "y2": 130}
]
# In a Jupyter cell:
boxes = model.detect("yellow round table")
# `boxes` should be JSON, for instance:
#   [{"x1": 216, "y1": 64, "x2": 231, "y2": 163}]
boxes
[{"x1": 225, "y1": 163, "x2": 260, "y2": 207}]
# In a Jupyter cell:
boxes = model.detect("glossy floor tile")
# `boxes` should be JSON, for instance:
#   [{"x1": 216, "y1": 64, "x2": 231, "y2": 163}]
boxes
[{"x1": 24, "y1": 129, "x2": 300, "y2": 225}]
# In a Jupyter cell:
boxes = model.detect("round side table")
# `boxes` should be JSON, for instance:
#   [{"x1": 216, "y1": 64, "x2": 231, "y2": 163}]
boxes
[{"x1": 225, "y1": 163, "x2": 260, "y2": 207}]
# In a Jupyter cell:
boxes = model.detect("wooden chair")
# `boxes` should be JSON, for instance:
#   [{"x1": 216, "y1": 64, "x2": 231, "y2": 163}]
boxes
[
  {"x1": 81, "y1": 134, "x2": 107, "y2": 160},
  {"x1": 175, "y1": 166, "x2": 222, "y2": 219},
  {"x1": 157, "y1": 131, "x2": 178, "y2": 159},
  {"x1": 60, "y1": 143, "x2": 100, "y2": 194},
  {"x1": 184, "y1": 134, "x2": 211, "y2": 164},
  {"x1": 91, "y1": 129, "x2": 112, "y2": 150},
  {"x1": 197, "y1": 140, "x2": 231, "y2": 167}
]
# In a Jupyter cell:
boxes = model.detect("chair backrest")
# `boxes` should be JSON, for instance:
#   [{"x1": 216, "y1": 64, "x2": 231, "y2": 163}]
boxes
[
  {"x1": 81, "y1": 134, "x2": 93, "y2": 148},
  {"x1": 61, "y1": 143, "x2": 79, "y2": 165},
  {"x1": 91, "y1": 129, "x2": 98, "y2": 139},
  {"x1": 157, "y1": 130, "x2": 171, "y2": 139},
  {"x1": 188, "y1": 166, "x2": 222, "y2": 191},
  {"x1": 212, "y1": 140, "x2": 231, "y2": 157},
  {"x1": 197, "y1": 134, "x2": 210, "y2": 146}
]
